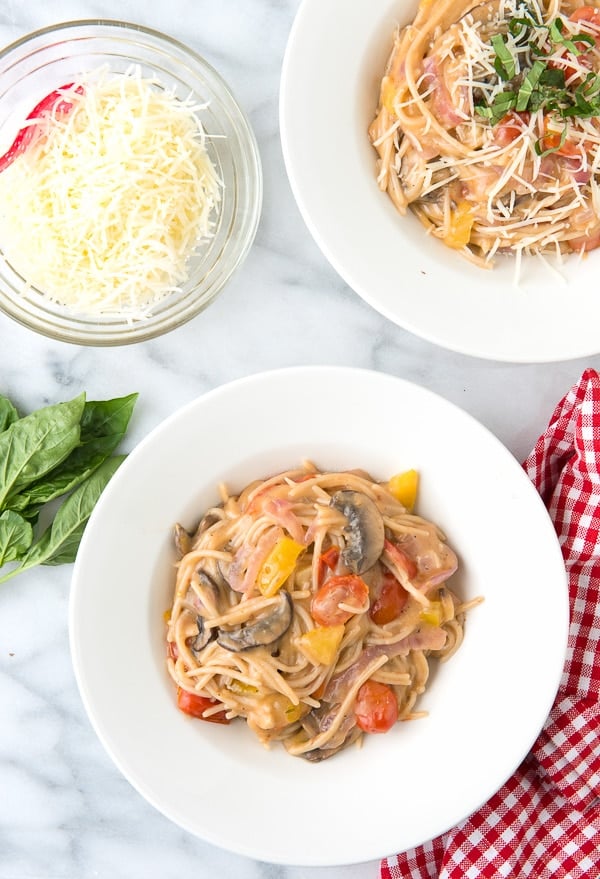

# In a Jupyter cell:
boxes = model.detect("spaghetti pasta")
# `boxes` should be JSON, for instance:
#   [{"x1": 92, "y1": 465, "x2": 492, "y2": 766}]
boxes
[
  {"x1": 369, "y1": 0, "x2": 600, "y2": 266},
  {"x1": 165, "y1": 463, "x2": 479, "y2": 761}
]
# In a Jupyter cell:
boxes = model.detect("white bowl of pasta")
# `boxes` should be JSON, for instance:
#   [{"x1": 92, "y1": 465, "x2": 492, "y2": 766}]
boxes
[
  {"x1": 281, "y1": 0, "x2": 600, "y2": 362},
  {"x1": 69, "y1": 367, "x2": 568, "y2": 865}
]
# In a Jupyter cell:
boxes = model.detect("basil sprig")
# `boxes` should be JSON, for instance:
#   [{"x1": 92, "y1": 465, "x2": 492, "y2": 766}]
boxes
[{"x1": 0, "y1": 391, "x2": 137, "y2": 583}]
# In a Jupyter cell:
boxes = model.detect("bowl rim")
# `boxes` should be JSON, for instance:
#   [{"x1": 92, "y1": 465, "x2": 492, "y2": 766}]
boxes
[{"x1": 0, "y1": 19, "x2": 263, "y2": 346}]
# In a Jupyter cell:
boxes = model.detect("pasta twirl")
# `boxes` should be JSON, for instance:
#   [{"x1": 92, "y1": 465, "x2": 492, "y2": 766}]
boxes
[
  {"x1": 165, "y1": 463, "x2": 480, "y2": 761},
  {"x1": 369, "y1": 0, "x2": 600, "y2": 267}
]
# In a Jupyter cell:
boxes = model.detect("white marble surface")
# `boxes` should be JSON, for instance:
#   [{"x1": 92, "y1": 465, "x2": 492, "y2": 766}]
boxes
[{"x1": 0, "y1": 1, "x2": 596, "y2": 878}]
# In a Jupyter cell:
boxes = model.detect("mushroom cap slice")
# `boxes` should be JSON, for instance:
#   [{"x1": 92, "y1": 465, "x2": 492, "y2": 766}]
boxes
[
  {"x1": 330, "y1": 490, "x2": 385, "y2": 574},
  {"x1": 173, "y1": 523, "x2": 192, "y2": 559},
  {"x1": 217, "y1": 591, "x2": 293, "y2": 652},
  {"x1": 189, "y1": 615, "x2": 215, "y2": 657}
]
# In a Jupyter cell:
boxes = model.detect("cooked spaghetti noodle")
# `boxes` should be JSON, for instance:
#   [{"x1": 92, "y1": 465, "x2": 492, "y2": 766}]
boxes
[
  {"x1": 369, "y1": 0, "x2": 600, "y2": 266},
  {"x1": 166, "y1": 463, "x2": 478, "y2": 761}
]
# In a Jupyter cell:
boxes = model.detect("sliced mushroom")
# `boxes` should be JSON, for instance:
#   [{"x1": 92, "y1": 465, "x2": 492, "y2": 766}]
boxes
[
  {"x1": 193, "y1": 509, "x2": 223, "y2": 538},
  {"x1": 330, "y1": 490, "x2": 385, "y2": 574},
  {"x1": 173, "y1": 523, "x2": 192, "y2": 559},
  {"x1": 194, "y1": 568, "x2": 222, "y2": 609},
  {"x1": 300, "y1": 726, "x2": 362, "y2": 762},
  {"x1": 301, "y1": 746, "x2": 337, "y2": 763},
  {"x1": 217, "y1": 591, "x2": 293, "y2": 652},
  {"x1": 189, "y1": 615, "x2": 215, "y2": 657}
]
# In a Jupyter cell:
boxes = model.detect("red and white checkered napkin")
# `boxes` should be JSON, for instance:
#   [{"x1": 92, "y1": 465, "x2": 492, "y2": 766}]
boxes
[{"x1": 381, "y1": 368, "x2": 600, "y2": 879}]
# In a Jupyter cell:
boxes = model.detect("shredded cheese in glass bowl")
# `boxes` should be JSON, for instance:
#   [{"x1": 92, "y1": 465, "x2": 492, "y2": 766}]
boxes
[{"x1": 0, "y1": 21, "x2": 262, "y2": 345}]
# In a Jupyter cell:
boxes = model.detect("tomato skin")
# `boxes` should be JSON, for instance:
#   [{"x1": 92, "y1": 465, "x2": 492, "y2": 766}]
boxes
[
  {"x1": 570, "y1": 6, "x2": 600, "y2": 27},
  {"x1": 311, "y1": 574, "x2": 369, "y2": 626},
  {"x1": 539, "y1": 115, "x2": 584, "y2": 159},
  {"x1": 355, "y1": 680, "x2": 399, "y2": 733},
  {"x1": 566, "y1": 8, "x2": 600, "y2": 64},
  {"x1": 317, "y1": 546, "x2": 340, "y2": 585},
  {"x1": 492, "y1": 111, "x2": 530, "y2": 147},
  {"x1": 541, "y1": 134, "x2": 581, "y2": 158},
  {"x1": 176, "y1": 687, "x2": 230, "y2": 724},
  {"x1": 370, "y1": 570, "x2": 409, "y2": 625}
]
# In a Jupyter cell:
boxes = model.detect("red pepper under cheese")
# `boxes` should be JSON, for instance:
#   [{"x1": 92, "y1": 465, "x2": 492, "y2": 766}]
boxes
[{"x1": 0, "y1": 83, "x2": 83, "y2": 172}]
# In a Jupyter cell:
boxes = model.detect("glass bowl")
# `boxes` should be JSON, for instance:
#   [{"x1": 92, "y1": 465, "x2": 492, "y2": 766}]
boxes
[{"x1": 0, "y1": 20, "x2": 262, "y2": 346}]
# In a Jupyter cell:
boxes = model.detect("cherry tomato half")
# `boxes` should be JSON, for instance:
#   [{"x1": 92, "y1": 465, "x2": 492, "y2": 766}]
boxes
[
  {"x1": 311, "y1": 574, "x2": 369, "y2": 626},
  {"x1": 176, "y1": 687, "x2": 230, "y2": 724},
  {"x1": 355, "y1": 680, "x2": 399, "y2": 733},
  {"x1": 492, "y1": 111, "x2": 530, "y2": 147},
  {"x1": 370, "y1": 570, "x2": 409, "y2": 625}
]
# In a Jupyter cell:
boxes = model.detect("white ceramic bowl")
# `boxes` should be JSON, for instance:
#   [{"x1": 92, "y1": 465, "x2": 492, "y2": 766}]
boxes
[
  {"x1": 280, "y1": 0, "x2": 600, "y2": 363},
  {"x1": 0, "y1": 20, "x2": 262, "y2": 345},
  {"x1": 69, "y1": 367, "x2": 568, "y2": 865}
]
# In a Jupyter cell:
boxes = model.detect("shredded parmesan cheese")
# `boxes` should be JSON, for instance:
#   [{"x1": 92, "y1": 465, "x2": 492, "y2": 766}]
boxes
[{"x1": 0, "y1": 70, "x2": 222, "y2": 317}]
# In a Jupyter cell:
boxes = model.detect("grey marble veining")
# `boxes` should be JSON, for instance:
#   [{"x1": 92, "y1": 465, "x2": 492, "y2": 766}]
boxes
[{"x1": 0, "y1": 1, "x2": 597, "y2": 878}]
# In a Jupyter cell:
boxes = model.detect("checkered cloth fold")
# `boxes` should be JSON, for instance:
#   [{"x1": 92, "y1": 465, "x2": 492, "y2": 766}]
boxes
[{"x1": 381, "y1": 369, "x2": 600, "y2": 879}]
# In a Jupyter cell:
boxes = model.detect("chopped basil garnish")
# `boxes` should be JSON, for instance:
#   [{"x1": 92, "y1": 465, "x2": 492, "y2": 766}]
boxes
[
  {"x1": 491, "y1": 33, "x2": 517, "y2": 79},
  {"x1": 515, "y1": 59, "x2": 546, "y2": 110},
  {"x1": 534, "y1": 125, "x2": 567, "y2": 157},
  {"x1": 474, "y1": 8, "x2": 600, "y2": 144}
]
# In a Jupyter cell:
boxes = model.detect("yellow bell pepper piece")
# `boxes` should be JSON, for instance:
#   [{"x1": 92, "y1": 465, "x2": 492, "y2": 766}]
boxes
[
  {"x1": 444, "y1": 200, "x2": 475, "y2": 250},
  {"x1": 419, "y1": 600, "x2": 444, "y2": 627},
  {"x1": 381, "y1": 76, "x2": 398, "y2": 115},
  {"x1": 284, "y1": 701, "x2": 305, "y2": 724},
  {"x1": 388, "y1": 469, "x2": 419, "y2": 512},
  {"x1": 296, "y1": 624, "x2": 345, "y2": 666},
  {"x1": 245, "y1": 693, "x2": 305, "y2": 730},
  {"x1": 257, "y1": 536, "x2": 305, "y2": 597},
  {"x1": 227, "y1": 679, "x2": 259, "y2": 696}
]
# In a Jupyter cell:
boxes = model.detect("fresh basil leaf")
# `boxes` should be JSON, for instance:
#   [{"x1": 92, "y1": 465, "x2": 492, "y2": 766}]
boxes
[
  {"x1": 571, "y1": 32, "x2": 595, "y2": 50},
  {"x1": 0, "y1": 393, "x2": 85, "y2": 508},
  {"x1": 0, "y1": 455, "x2": 124, "y2": 581},
  {"x1": 549, "y1": 17, "x2": 594, "y2": 55},
  {"x1": 549, "y1": 17, "x2": 565, "y2": 43},
  {"x1": 0, "y1": 395, "x2": 19, "y2": 433},
  {"x1": 475, "y1": 104, "x2": 494, "y2": 120},
  {"x1": 528, "y1": 40, "x2": 547, "y2": 57},
  {"x1": 509, "y1": 15, "x2": 535, "y2": 37},
  {"x1": 6, "y1": 434, "x2": 119, "y2": 516},
  {"x1": 6, "y1": 394, "x2": 137, "y2": 513},
  {"x1": 535, "y1": 125, "x2": 567, "y2": 156},
  {"x1": 492, "y1": 33, "x2": 516, "y2": 80},
  {"x1": 40, "y1": 455, "x2": 125, "y2": 566},
  {"x1": 580, "y1": 72, "x2": 600, "y2": 101},
  {"x1": 516, "y1": 59, "x2": 546, "y2": 110},
  {"x1": 0, "y1": 510, "x2": 33, "y2": 564},
  {"x1": 540, "y1": 67, "x2": 565, "y2": 88},
  {"x1": 509, "y1": 6, "x2": 541, "y2": 29},
  {"x1": 80, "y1": 393, "x2": 138, "y2": 442},
  {"x1": 476, "y1": 90, "x2": 517, "y2": 125}
]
